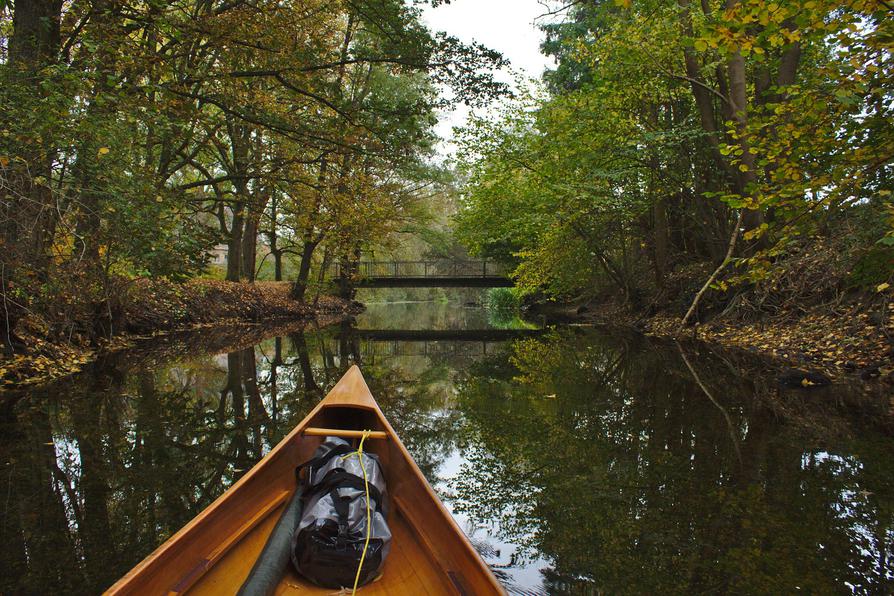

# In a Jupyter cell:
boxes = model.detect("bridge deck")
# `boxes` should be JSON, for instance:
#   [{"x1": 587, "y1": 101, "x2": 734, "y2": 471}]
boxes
[
  {"x1": 327, "y1": 260, "x2": 513, "y2": 287},
  {"x1": 356, "y1": 276, "x2": 513, "y2": 288}
]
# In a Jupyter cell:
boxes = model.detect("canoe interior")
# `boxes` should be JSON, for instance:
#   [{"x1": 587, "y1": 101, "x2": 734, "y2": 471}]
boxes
[
  {"x1": 193, "y1": 496, "x2": 458, "y2": 595},
  {"x1": 106, "y1": 366, "x2": 503, "y2": 595}
]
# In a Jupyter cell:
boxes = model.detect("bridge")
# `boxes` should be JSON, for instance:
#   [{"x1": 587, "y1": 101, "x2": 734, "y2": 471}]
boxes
[{"x1": 327, "y1": 260, "x2": 513, "y2": 288}]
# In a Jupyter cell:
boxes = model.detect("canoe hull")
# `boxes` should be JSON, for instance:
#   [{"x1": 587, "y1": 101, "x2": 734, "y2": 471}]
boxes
[{"x1": 105, "y1": 365, "x2": 504, "y2": 595}]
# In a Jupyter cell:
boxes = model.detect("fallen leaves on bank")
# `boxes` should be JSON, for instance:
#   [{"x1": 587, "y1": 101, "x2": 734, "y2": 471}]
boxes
[
  {"x1": 125, "y1": 280, "x2": 362, "y2": 333},
  {"x1": 124, "y1": 279, "x2": 317, "y2": 331},
  {"x1": 0, "y1": 343, "x2": 94, "y2": 389},
  {"x1": 1, "y1": 279, "x2": 362, "y2": 390},
  {"x1": 645, "y1": 304, "x2": 894, "y2": 382}
]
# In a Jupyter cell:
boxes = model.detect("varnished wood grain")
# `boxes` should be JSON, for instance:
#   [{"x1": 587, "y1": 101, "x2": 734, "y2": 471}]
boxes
[{"x1": 302, "y1": 427, "x2": 389, "y2": 440}]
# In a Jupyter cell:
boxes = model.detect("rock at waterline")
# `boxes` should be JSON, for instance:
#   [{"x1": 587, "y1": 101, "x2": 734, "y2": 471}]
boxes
[{"x1": 777, "y1": 369, "x2": 832, "y2": 389}]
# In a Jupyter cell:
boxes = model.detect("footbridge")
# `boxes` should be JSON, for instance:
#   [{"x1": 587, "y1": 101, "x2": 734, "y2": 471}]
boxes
[{"x1": 327, "y1": 260, "x2": 513, "y2": 288}]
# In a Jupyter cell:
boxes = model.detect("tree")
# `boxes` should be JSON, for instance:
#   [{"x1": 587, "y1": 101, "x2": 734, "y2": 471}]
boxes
[
  {"x1": 455, "y1": 0, "x2": 893, "y2": 314},
  {"x1": 0, "y1": 0, "x2": 508, "y2": 351}
]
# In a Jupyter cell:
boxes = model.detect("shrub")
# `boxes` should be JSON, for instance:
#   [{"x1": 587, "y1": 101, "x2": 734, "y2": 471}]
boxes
[{"x1": 485, "y1": 287, "x2": 520, "y2": 313}]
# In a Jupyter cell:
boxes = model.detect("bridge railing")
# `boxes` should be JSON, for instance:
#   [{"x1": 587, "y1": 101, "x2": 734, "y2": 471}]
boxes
[{"x1": 329, "y1": 260, "x2": 508, "y2": 279}]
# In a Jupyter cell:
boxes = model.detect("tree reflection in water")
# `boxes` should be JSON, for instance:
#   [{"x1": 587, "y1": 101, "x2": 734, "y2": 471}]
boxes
[
  {"x1": 0, "y1": 322, "x2": 892, "y2": 594},
  {"x1": 450, "y1": 329, "x2": 894, "y2": 594},
  {"x1": 1, "y1": 329, "x2": 338, "y2": 595}
]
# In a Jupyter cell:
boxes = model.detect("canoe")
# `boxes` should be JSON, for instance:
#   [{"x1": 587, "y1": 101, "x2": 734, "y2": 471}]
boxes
[{"x1": 105, "y1": 365, "x2": 505, "y2": 595}]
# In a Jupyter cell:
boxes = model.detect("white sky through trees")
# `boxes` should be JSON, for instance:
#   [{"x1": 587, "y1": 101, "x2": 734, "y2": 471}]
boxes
[{"x1": 421, "y1": 0, "x2": 557, "y2": 158}]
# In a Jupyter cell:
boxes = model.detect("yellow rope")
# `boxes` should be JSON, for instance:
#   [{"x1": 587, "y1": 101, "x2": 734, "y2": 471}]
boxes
[{"x1": 340, "y1": 430, "x2": 372, "y2": 596}]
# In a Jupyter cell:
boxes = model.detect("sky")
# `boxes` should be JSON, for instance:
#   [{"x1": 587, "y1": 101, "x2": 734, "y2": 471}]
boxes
[{"x1": 420, "y1": 0, "x2": 558, "y2": 158}]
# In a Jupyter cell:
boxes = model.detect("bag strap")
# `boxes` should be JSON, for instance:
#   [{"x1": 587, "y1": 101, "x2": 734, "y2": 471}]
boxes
[
  {"x1": 295, "y1": 442, "x2": 354, "y2": 486},
  {"x1": 312, "y1": 469, "x2": 385, "y2": 513}
]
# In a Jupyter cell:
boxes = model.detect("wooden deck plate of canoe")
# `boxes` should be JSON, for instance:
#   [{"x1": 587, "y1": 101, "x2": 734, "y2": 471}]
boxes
[{"x1": 105, "y1": 365, "x2": 505, "y2": 595}]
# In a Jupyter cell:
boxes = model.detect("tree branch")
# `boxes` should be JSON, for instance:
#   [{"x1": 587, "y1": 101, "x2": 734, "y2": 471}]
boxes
[{"x1": 680, "y1": 209, "x2": 744, "y2": 328}]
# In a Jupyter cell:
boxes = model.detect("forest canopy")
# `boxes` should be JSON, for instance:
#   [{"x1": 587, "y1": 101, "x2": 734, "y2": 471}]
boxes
[
  {"x1": 454, "y1": 0, "x2": 893, "y2": 319},
  {"x1": 0, "y1": 0, "x2": 506, "y2": 352}
]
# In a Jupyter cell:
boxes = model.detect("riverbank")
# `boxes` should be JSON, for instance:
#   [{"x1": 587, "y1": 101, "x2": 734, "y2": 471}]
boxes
[
  {"x1": 0, "y1": 279, "x2": 362, "y2": 389},
  {"x1": 536, "y1": 292, "x2": 894, "y2": 387}
]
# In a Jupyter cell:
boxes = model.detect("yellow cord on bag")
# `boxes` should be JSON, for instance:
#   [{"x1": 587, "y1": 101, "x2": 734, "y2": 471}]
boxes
[{"x1": 340, "y1": 429, "x2": 372, "y2": 595}]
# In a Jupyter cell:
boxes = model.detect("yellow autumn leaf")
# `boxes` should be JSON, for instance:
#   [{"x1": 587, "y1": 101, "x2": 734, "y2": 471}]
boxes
[
  {"x1": 97, "y1": 147, "x2": 110, "y2": 157},
  {"x1": 877, "y1": 282, "x2": 890, "y2": 293}
]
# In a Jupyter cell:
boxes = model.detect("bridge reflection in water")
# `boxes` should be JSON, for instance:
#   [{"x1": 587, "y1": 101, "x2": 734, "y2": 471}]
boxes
[{"x1": 331, "y1": 323, "x2": 544, "y2": 365}]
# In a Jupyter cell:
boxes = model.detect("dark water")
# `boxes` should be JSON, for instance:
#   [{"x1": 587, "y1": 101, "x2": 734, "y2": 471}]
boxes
[{"x1": 2, "y1": 301, "x2": 893, "y2": 595}]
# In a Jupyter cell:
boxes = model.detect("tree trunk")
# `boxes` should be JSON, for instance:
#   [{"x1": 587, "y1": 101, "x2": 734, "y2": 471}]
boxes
[
  {"x1": 4, "y1": 404, "x2": 80, "y2": 593},
  {"x1": 645, "y1": 107, "x2": 669, "y2": 289},
  {"x1": 242, "y1": 346, "x2": 269, "y2": 453},
  {"x1": 225, "y1": 120, "x2": 252, "y2": 282},
  {"x1": 726, "y1": 51, "x2": 763, "y2": 234},
  {"x1": 681, "y1": 209, "x2": 745, "y2": 328},
  {"x1": 269, "y1": 337, "x2": 282, "y2": 422},
  {"x1": 265, "y1": 194, "x2": 283, "y2": 281},
  {"x1": 292, "y1": 332, "x2": 321, "y2": 395},
  {"x1": 272, "y1": 249, "x2": 283, "y2": 281},
  {"x1": 9, "y1": 0, "x2": 62, "y2": 66},
  {"x1": 71, "y1": 0, "x2": 120, "y2": 273},
  {"x1": 677, "y1": 0, "x2": 731, "y2": 180},
  {"x1": 73, "y1": 189, "x2": 102, "y2": 267},
  {"x1": 241, "y1": 212, "x2": 258, "y2": 282},
  {"x1": 290, "y1": 240, "x2": 318, "y2": 300},
  {"x1": 652, "y1": 198, "x2": 670, "y2": 289},
  {"x1": 1, "y1": 0, "x2": 64, "y2": 289},
  {"x1": 777, "y1": 42, "x2": 801, "y2": 88},
  {"x1": 71, "y1": 395, "x2": 117, "y2": 589},
  {"x1": 226, "y1": 204, "x2": 245, "y2": 281},
  {"x1": 337, "y1": 245, "x2": 361, "y2": 300}
]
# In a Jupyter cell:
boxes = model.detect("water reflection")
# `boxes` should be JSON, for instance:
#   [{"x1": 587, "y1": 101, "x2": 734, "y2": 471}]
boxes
[
  {"x1": 1, "y1": 309, "x2": 892, "y2": 595},
  {"x1": 1, "y1": 332, "x2": 327, "y2": 594},
  {"x1": 449, "y1": 331, "x2": 894, "y2": 594}
]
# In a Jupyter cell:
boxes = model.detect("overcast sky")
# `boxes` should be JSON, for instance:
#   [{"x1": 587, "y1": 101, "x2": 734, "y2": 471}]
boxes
[{"x1": 420, "y1": 0, "x2": 557, "y2": 158}]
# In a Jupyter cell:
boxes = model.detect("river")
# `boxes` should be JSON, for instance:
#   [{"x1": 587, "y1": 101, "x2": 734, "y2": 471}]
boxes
[{"x1": 2, "y1": 297, "x2": 893, "y2": 594}]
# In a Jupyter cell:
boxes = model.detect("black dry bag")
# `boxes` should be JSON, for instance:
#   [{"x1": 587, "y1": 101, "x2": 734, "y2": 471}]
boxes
[{"x1": 291, "y1": 436, "x2": 391, "y2": 589}]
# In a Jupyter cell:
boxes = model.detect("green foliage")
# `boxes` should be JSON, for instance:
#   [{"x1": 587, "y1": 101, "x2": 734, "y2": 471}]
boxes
[
  {"x1": 485, "y1": 288, "x2": 541, "y2": 329},
  {"x1": 453, "y1": 0, "x2": 894, "y2": 311},
  {"x1": 0, "y1": 0, "x2": 508, "y2": 346},
  {"x1": 848, "y1": 246, "x2": 894, "y2": 290},
  {"x1": 485, "y1": 287, "x2": 519, "y2": 312},
  {"x1": 880, "y1": 199, "x2": 894, "y2": 248},
  {"x1": 200, "y1": 265, "x2": 228, "y2": 281}
]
